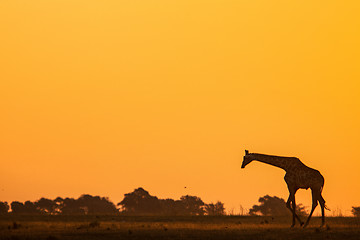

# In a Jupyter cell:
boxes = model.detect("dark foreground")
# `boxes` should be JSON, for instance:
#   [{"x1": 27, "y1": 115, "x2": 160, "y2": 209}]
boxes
[{"x1": 0, "y1": 215, "x2": 359, "y2": 240}]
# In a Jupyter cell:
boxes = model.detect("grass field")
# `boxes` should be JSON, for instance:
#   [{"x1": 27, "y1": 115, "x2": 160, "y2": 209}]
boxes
[{"x1": 0, "y1": 215, "x2": 359, "y2": 240}]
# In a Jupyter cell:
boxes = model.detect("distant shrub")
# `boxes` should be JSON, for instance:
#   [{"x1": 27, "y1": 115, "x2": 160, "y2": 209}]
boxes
[
  {"x1": 352, "y1": 207, "x2": 360, "y2": 217},
  {"x1": 205, "y1": 201, "x2": 225, "y2": 215}
]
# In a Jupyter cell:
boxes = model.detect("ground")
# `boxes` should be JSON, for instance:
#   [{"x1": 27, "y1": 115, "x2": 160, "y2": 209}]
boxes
[{"x1": 0, "y1": 215, "x2": 359, "y2": 240}]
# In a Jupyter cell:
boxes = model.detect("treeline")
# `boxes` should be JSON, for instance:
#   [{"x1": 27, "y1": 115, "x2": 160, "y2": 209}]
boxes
[
  {"x1": 118, "y1": 188, "x2": 224, "y2": 216},
  {"x1": 1, "y1": 187, "x2": 359, "y2": 217},
  {"x1": 0, "y1": 195, "x2": 117, "y2": 215},
  {"x1": 0, "y1": 188, "x2": 225, "y2": 216}
]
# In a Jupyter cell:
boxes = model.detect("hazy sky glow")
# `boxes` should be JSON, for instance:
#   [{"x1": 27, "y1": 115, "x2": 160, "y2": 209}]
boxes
[{"x1": 1, "y1": 1, "x2": 359, "y2": 215}]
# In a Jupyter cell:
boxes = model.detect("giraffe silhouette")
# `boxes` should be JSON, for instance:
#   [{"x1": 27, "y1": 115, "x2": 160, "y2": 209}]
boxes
[{"x1": 241, "y1": 150, "x2": 329, "y2": 228}]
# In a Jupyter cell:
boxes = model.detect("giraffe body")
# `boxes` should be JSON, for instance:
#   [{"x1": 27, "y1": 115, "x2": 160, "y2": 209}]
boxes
[
  {"x1": 285, "y1": 166, "x2": 324, "y2": 190},
  {"x1": 241, "y1": 150, "x2": 327, "y2": 228}
]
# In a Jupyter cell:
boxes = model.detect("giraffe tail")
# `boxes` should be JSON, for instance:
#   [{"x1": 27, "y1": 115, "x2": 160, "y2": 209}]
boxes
[{"x1": 320, "y1": 186, "x2": 330, "y2": 211}]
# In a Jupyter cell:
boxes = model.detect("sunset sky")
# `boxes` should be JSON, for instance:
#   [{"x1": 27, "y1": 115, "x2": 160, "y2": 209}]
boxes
[{"x1": 1, "y1": 1, "x2": 359, "y2": 215}]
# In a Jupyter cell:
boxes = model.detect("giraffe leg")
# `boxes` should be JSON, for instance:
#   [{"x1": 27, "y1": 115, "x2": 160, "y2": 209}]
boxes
[
  {"x1": 319, "y1": 194, "x2": 326, "y2": 227},
  {"x1": 303, "y1": 188, "x2": 319, "y2": 228},
  {"x1": 286, "y1": 194, "x2": 295, "y2": 227},
  {"x1": 286, "y1": 193, "x2": 303, "y2": 227},
  {"x1": 292, "y1": 194, "x2": 304, "y2": 226}
]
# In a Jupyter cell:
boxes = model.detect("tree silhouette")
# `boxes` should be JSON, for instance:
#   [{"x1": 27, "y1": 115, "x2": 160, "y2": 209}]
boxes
[
  {"x1": 352, "y1": 207, "x2": 360, "y2": 217},
  {"x1": 77, "y1": 194, "x2": 118, "y2": 214},
  {"x1": 117, "y1": 188, "x2": 207, "y2": 215},
  {"x1": 0, "y1": 202, "x2": 9, "y2": 214},
  {"x1": 159, "y1": 198, "x2": 183, "y2": 215},
  {"x1": 249, "y1": 195, "x2": 307, "y2": 216},
  {"x1": 35, "y1": 198, "x2": 57, "y2": 214},
  {"x1": 179, "y1": 195, "x2": 205, "y2": 216},
  {"x1": 10, "y1": 201, "x2": 23, "y2": 214},
  {"x1": 205, "y1": 201, "x2": 225, "y2": 215},
  {"x1": 11, "y1": 201, "x2": 41, "y2": 214},
  {"x1": 58, "y1": 197, "x2": 86, "y2": 215},
  {"x1": 118, "y1": 188, "x2": 161, "y2": 215}
]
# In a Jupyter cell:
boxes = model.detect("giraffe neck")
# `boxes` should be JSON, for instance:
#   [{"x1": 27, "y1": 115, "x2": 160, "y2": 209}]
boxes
[{"x1": 249, "y1": 153, "x2": 298, "y2": 171}]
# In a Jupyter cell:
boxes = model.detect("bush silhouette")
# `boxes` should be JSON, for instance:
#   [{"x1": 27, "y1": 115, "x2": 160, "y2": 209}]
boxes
[
  {"x1": 118, "y1": 187, "x2": 207, "y2": 215},
  {"x1": 118, "y1": 188, "x2": 161, "y2": 215},
  {"x1": 352, "y1": 207, "x2": 360, "y2": 217},
  {"x1": 205, "y1": 201, "x2": 225, "y2": 216},
  {"x1": 0, "y1": 202, "x2": 9, "y2": 214},
  {"x1": 249, "y1": 195, "x2": 307, "y2": 216},
  {"x1": 77, "y1": 194, "x2": 118, "y2": 214},
  {"x1": 11, "y1": 201, "x2": 41, "y2": 214},
  {"x1": 179, "y1": 195, "x2": 205, "y2": 216},
  {"x1": 36, "y1": 198, "x2": 58, "y2": 214}
]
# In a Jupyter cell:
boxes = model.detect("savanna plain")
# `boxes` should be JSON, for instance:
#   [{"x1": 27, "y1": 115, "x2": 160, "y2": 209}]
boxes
[{"x1": 0, "y1": 215, "x2": 359, "y2": 240}]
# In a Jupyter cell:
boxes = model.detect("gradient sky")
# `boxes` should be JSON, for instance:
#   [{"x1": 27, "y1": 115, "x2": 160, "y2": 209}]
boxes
[{"x1": 1, "y1": 1, "x2": 359, "y2": 215}]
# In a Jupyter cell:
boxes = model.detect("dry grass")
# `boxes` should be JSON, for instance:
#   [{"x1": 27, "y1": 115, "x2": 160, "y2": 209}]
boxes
[{"x1": 0, "y1": 215, "x2": 359, "y2": 240}]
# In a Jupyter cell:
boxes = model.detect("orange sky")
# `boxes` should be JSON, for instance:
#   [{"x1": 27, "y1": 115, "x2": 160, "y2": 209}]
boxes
[{"x1": 0, "y1": 1, "x2": 359, "y2": 215}]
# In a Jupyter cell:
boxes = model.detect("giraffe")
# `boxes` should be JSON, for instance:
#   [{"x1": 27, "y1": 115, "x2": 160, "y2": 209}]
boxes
[{"x1": 241, "y1": 150, "x2": 329, "y2": 228}]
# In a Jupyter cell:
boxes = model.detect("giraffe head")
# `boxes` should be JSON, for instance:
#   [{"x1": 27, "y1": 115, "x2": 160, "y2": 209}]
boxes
[{"x1": 241, "y1": 149, "x2": 253, "y2": 168}]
